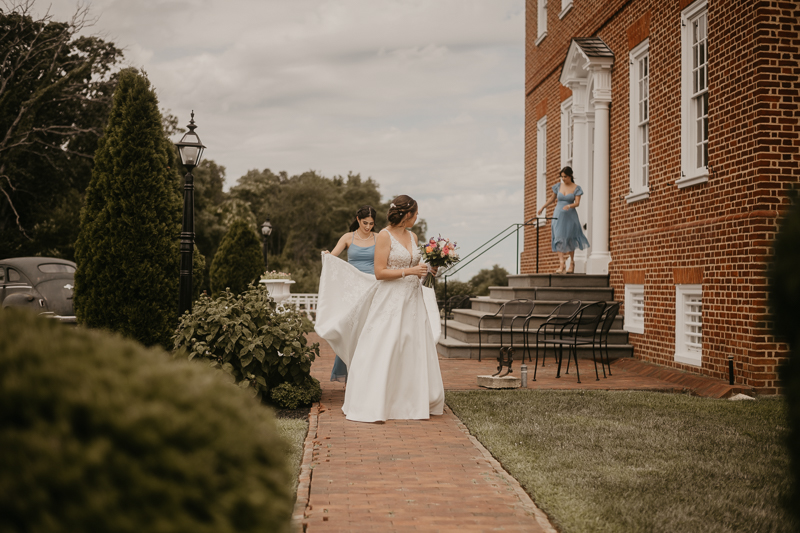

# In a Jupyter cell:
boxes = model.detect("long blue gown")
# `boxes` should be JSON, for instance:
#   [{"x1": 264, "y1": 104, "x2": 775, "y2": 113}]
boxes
[
  {"x1": 330, "y1": 233, "x2": 375, "y2": 382},
  {"x1": 551, "y1": 183, "x2": 590, "y2": 253}
]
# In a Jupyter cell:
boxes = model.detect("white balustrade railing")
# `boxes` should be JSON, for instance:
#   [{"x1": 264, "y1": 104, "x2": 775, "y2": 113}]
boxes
[{"x1": 285, "y1": 293, "x2": 318, "y2": 323}]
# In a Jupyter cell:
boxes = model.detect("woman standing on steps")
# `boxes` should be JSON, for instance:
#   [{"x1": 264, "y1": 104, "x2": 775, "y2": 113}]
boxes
[
  {"x1": 537, "y1": 166, "x2": 590, "y2": 274},
  {"x1": 323, "y1": 205, "x2": 378, "y2": 383},
  {"x1": 316, "y1": 195, "x2": 444, "y2": 423}
]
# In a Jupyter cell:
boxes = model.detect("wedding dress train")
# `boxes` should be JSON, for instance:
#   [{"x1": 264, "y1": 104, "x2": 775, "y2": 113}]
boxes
[{"x1": 315, "y1": 231, "x2": 444, "y2": 422}]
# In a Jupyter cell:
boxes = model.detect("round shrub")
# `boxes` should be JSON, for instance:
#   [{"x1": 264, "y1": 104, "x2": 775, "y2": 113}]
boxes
[
  {"x1": 770, "y1": 190, "x2": 800, "y2": 520},
  {"x1": 0, "y1": 309, "x2": 293, "y2": 533},
  {"x1": 173, "y1": 284, "x2": 319, "y2": 402},
  {"x1": 210, "y1": 219, "x2": 264, "y2": 295},
  {"x1": 270, "y1": 377, "x2": 322, "y2": 410}
]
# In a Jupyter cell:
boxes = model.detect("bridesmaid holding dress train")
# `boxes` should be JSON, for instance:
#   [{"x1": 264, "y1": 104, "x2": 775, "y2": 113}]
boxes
[{"x1": 324, "y1": 205, "x2": 378, "y2": 382}]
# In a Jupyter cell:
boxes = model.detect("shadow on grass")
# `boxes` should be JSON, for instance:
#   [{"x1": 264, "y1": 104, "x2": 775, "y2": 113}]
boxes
[{"x1": 447, "y1": 390, "x2": 797, "y2": 533}]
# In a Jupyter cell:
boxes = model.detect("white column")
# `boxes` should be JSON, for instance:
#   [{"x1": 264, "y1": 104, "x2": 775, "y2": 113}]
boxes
[
  {"x1": 568, "y1": 82, "x2": 590, "y2": 274},
  {"x1": 587, "y1": 66, "x2": 613, "y2": 275}
]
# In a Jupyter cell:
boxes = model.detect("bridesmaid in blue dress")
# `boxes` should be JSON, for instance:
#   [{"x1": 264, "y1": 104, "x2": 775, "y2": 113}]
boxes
[
  {"x1": 324, "y1": 205, "x2": 378, "y2": 382},
  {"x1": 537, "y1": 166, "x2": 590, "y2": 273}
]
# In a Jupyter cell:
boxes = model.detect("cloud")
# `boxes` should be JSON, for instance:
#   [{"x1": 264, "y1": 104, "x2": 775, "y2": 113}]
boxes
[{"x1": 43, "y1": 0, "x2": 526, "y2": 279}]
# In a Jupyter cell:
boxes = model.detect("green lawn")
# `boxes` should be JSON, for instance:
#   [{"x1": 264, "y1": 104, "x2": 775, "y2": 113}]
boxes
[
  {"x1": 275, "y1": 417, "x2": 308, "y2": 495},
  {"x1": 446, "y1": 390, "x2": 796, "y2": 533}
]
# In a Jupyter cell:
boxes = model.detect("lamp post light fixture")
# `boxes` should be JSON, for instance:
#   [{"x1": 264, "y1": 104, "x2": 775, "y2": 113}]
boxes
[
  {"x1": 174, "y1": 111, "x2": 206, "y2": 316},
  {"x1": 261, "y1": 218, "x2": 273, "y2": 270}
]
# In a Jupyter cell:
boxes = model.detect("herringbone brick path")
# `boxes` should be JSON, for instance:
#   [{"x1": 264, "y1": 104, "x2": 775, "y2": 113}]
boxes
[{"x1": 293, "y1": 333, "x2": 751, "y2": 532}]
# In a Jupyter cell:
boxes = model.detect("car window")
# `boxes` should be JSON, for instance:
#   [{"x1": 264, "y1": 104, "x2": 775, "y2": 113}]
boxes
[
  {"x1": 8, "y1": 268, "x2": 21, "y2": 282},
  {"x1": 0, "y1": 268, "x2": 4, "y2": 283},
  {"x1": 38, "y1": 263, "x2": 76, "y2": 273}
]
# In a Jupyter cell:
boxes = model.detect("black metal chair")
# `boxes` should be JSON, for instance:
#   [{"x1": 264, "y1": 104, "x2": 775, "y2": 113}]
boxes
[
  {"x1": 523, "y1": 300, "x2": 582, "y2": 374},
  {"x1": 478, "y1": 299, "x2": 536, "y2": 362},
  {"x1": 594, "y1": 301, "x2": 620, "y2": 378},
  {"x1": 556, "y1": 302, "x2": 608, "y2": 383}
]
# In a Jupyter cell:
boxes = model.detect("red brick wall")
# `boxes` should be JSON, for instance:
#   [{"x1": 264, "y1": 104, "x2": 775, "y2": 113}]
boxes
[{"x1": 523, "y1": 0, "x2": 800, "y2": 394}]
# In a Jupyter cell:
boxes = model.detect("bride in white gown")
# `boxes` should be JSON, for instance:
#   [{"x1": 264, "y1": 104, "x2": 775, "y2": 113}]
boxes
[{"x1": 315, "y1": 195, "x2": 445, "y2": 422}]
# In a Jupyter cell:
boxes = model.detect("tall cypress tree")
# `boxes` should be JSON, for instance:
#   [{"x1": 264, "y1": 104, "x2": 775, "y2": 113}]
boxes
[
  {"x1": 210, "y1": 219, "x2": 265, "y2": 295},
  {"x1": 74, "y1": 68, "x2": 181, "y2": 348}
]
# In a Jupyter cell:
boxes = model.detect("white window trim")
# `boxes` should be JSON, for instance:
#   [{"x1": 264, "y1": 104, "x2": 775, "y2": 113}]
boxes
[
  {"x1": 559, "y1": 0, "x2": 573, "y2": 19},
  {"x1": 678, "y1": 0, "x2": 709, "y2": 188},
  {"x1": 560, "y1": 97, "x2": 574, "y2": 170},
  {"x1": 675, "y1": 284, "x2": 702, "y2": 367},
  {"x1": 624, "y1": 284, "x2": 645, "y2": 334},
  {"x1": 536, "y1": 116, "x2": 548, "y2": 225},
  {"x1": 627, "y1": 39, "x2": 650, "y2": 203},
  {"x1": 536, "y1": 0, "x2": 548, "y2": 46}
]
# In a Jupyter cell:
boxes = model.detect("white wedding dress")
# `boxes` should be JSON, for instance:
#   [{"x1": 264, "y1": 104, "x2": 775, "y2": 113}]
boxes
[{"x1": 315, "y1": 229, "x2": 445, "y2": 422}]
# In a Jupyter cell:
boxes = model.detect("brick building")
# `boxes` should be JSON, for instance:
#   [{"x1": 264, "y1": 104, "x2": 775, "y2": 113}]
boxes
[{"x1": 521, "y1": 0, "x2": 800, "y2": 394}]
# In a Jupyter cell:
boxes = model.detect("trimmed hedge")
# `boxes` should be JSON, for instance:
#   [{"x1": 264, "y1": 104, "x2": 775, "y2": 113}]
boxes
[
  {"x1": 270, "y1": 377, "x2": 322, "y2": 410},
  {"x1": 173, "y1": 284, "x2": 319, "y2": 402},
  {"x1": 770, "y1": 189, "x2": 800, "y2": 521},
  {"x1": 74, "y1": 68, "x2": 182, "y2": 348},
  {"x1": 0, "y1": 309, "x2": 293, "y2": 533},
  {"x1": 210, "y1": 219, "x2": 264, "y2": 295}
]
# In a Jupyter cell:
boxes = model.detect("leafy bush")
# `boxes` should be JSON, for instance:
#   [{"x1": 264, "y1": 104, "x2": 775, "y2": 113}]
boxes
[
  {"x1": 173, "y1": 284, "x2": 319, "y2": 401},
  {"x1": 210, "y1": 218, "x2": 264, "y2": 295},
  {"x1": 769, "y1": 189, "x2": 800, "y2": 521},
  {"x1": 270, "y1": 377, "x2": 322, "y2": 409},
  {"x1": 470, "y1": 264, "x2": 510, "y2": 295},
  {"x1": 74, "y1": 68, "x2": 182, "y2": 348},
  {"x1": 435, "y1": 279, "x2": 475, "y2": 303},
  {"x1": 0, "y1": 309, "x2": 293, "y2": 533}
]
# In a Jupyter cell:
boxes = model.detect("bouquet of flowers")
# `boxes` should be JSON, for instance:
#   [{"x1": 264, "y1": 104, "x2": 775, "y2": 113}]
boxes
[
  {"x1": 419, "y1": 235, "x2": 459, "y2": 288},
  {"x1": 260, "y1": 270, "x2": 292, "y2": 280}
]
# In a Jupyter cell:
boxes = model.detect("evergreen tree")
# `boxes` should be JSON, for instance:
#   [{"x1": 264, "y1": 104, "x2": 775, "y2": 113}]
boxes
[
  {"x1": 210, "y1": 219, "x2": 264, "y2": 295},
  {"x1": 770, "y1": 190, "x2": 800, "y2": 520},
  {"x1": 74, "y1": 68, "x2": 181, "y2": 348}
]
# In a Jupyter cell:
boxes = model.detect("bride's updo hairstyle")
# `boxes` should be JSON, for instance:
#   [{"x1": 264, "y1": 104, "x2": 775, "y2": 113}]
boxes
[
  {"x1": 348, "y1": 205, "x2": 377, "y2": 232},
  {"x1": 387, "y1": 195, "x2": 418, "y2": 226}
]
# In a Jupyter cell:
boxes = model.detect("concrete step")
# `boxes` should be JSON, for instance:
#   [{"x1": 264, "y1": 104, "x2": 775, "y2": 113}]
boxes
[
  {"x1": 441, "y1": 318, "x2": 630, "y2": 345},
  {"x1": 437, "y1": 336, "x2": 634, "y2": 361},
  {"x1": 507, "y1": 273, "x2": 610, "y2": 288},
  {"x1": 488, "y1": 286, "x2": 615, "y2": 301},
  {"x1": 448, "y1": 308, "x2": 624, "y2": 330}
]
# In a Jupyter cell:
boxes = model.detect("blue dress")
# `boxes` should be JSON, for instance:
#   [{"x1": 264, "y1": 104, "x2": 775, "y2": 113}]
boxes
[
  {"x1": 330, "y1": 233, "x2": 376, "y2": 382},
  {"x1": 551, "y1": 183, "x2": 590, "y2": 253}
]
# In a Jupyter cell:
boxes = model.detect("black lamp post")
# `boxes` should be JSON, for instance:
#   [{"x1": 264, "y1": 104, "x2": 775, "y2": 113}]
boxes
[
  {"x1": 261, "y1": 218, "x2": 273, "y2": 270},
  {"x1": 174, "y1": 111, "x2": 206, "y2": 316}
]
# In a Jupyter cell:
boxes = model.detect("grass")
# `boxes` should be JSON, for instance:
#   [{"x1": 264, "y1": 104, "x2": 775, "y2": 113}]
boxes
[
  {"x1": 275, "y1": 417, "x2": 308, "y2": 496},
  {"x1": 446, "y1": 390, "x2": 797, "y2": 533}
]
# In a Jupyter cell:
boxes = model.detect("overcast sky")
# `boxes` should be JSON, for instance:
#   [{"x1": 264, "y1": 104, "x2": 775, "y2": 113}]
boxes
[{"x1": 44, "y1": 0, "x2": 525, "y2": 280}]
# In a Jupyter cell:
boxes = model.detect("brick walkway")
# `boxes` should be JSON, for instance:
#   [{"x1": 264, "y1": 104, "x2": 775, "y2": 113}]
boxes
[{"x1": 294, "y1": 334, "x2": 750, "y2": 532}]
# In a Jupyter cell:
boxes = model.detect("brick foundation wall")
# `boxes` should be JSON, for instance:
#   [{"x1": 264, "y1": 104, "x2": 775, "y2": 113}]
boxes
[{"x1": 523, "y1": 0, "x2": 800, "y2": 394}]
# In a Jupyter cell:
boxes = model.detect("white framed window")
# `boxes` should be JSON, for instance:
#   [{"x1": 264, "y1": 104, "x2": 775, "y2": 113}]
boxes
[
  {"x1": 678, "y1": 0, "x2": 709, "y2": 188},
  {"x1": 675, "y1": 284, "x2": 702, "y2": 366},
  {"x1": 560, "y1": 97, "x2": 574, "y2": 169},
  {"x1": 559, "y1": 0, "x2": 573, "y2": 19},
  {"x1": 536, "y1": 0, "x2": 548, "y2": 46},
  {"x1": 537, "y1": 116, "x2": 548, "y2": 222},
  {"x1": 628, "y1": 39, "x2": 650, "y2": 203},
  {"x1": 624, "y1": 284, "x2": 645, "y2": 334}
]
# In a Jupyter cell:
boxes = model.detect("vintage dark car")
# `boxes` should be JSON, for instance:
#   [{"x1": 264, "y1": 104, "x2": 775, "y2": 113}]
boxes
[{"x1": 0, "y1": 257, "x2": 76, "y2": 322}]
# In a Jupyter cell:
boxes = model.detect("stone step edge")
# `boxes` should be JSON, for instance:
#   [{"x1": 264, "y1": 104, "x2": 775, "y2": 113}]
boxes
[{"x1": 437, "y1": 337, "x2": 634, "y2": 350}]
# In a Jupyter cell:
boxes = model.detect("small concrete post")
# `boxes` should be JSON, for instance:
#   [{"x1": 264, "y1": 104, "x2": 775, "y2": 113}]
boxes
[{"x1": 520, "y1": 364, "x2": 528, "y2": 388}]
